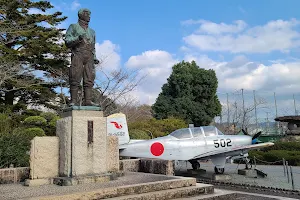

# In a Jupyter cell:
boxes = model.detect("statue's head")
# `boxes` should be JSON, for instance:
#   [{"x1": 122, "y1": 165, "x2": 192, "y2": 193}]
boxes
[{"x1": 78, "y1": 8, "x2": 91, "y2": 22}]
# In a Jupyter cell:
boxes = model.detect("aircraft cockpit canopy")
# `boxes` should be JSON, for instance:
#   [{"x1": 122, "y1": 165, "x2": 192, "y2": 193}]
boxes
[
  {"x1": 169, "y1": 126, "x2": 224, "y2": 139},
  {"x1": 190, "y1": 127, "x2": 203, "y2": 137},
  {"x1": 202, "y1": 126, "x2": 224, "y2": 136},
  {"x1": 169, "y1": 128, "x2": 192, "y2": 139}
]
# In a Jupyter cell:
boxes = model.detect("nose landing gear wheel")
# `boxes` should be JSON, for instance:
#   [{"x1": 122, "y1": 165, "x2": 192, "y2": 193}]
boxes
[
  {"x1": 189, "y1": 160, "x2": 200, "y2": 170},
  {"x1": 214, "y1": 167, "x2": 225, "y2": 174},
  {"x1": 192, "y1": 162, "x2": 200, "y2": 170}
]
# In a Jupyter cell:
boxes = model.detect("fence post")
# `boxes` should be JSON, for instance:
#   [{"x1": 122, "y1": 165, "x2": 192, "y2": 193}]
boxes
[
  {"x1": 290, "y1": 166, "x2": 295, "y2": 190},
  {"x1": 286, "y1": 161, "x2": 289, "y2": 183},
  {"x1": 254, "y1": 156, "x2": 257, "y2": 169},
  {"x1": 283, "y1": 158, "x2": 286, "y2": 177}
]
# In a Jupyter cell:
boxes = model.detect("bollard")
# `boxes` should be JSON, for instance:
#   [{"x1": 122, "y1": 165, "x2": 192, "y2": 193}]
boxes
[
  {"x1": 254, "y1": 156, "x2": 257, "y2": 169},
  {"x1": 286, "y1": 161, "x2": 289, "y2": 183},
  {"x1": 290, "y1": 166, "x2": 295, "y2": 190},
  {"x1": 283, "y1": 158, "x2": 286, "y2": 177}
]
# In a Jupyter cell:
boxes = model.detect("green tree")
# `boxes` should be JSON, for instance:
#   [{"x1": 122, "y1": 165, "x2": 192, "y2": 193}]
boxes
[
  {"x1": 0, "y1": 0, "x2": 68, "y2": 109},
  {"x1": 128, "y1": 117, "x2": 187, "y2": 138},
  {"x1": 152, "y1": 61, "x2": 222, "y2": 126}
]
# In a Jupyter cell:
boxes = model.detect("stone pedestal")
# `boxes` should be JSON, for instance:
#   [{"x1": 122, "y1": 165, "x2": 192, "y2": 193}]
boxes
[
  {"x1": 56, "y1": 109, "x2": 120, "y2": 178},
  {"x1": 24, "y1": 108, "x2": 122, "y2": 186}
]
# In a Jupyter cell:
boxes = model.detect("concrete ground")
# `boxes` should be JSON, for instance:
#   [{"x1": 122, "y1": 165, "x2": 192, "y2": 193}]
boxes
[
  {"x1": 178, "y1": 189, "x2": 300, "y2": 200},
  {"x1": 175, "y1": 161, "x2": 300, "y2": 191},
  {"x1": 0, "y1": 172, "x2": 178, "y2": 200}
]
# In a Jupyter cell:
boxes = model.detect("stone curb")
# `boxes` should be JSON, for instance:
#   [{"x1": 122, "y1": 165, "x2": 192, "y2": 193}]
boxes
[
  {"x1": 111, "y1": 184, "x2": 214, "y2": 200},
  {"x1": 26, "y1": 176, "x2": 197, "y2": 200},
  {"x1": 198, "y1": 178, "x2": 300, "y2": 197}
]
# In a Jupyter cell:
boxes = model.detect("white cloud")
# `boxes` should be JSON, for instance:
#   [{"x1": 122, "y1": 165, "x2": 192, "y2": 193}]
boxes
[
  {"x1": 95, "y1": 40, "x2": 121, "y2": 71},
  {"x1": 114, "y1": 18, "x2": 300, "y2": 114},
  {"x1": 183, "y1": 54, "x2": 300, "y2": 95},
  {"x1": 123, "y1": 49, "x2": 300, "y2": 106},
  {"x1": 183, "y1": 19, "x2": 300, "y2": 53},
  {"x1": 71, "y1": 0, "x2": 81, "y2": 11},
  {"x1": 182, "y1": 20, "x2": 247, "y2": 35},
  {"x1": 125, "y1": 50, "x2": 179, "y2": 104}
]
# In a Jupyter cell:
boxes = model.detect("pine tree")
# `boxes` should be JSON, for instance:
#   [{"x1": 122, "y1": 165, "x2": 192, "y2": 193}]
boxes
[{"x1": 0, "y1": 0, "x2": 69, "y2": 109}]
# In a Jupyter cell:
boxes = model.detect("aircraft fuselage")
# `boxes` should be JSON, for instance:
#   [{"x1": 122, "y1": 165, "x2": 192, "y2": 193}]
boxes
[{"x1": 120, "y1": 134, "x2": 252, "y2": 161}]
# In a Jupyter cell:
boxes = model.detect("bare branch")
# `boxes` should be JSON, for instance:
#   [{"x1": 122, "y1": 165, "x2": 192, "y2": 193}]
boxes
[{"x1": 94, "y1": 63, "x2": 146, "y2": 115}]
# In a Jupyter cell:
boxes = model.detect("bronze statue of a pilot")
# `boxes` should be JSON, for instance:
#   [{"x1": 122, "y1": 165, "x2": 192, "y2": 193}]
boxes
[{"x1": 65, "y1": 8, "x2": 99, "y2": 106}]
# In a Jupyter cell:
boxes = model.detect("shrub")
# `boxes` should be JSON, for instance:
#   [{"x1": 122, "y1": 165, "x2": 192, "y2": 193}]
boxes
[
  {"x1": 23, "y1": 127, "x2": 46, "y2": 140},
  {"x1": 249, "y1": 141, "x2": 300, "y2": 166},
  {"x1": 23, "y1": 109, "x2": 42, "y2": 117},
  {"x1": 128, "y1": 117, "x2": 187, "y2": 138},
  {"x1": 49, "y1": 116, "x2": 60, "y2": 127},
  {"x1": 12, "y1": 127, "x2": 26, "y2": 135},
  {"x1": 40, "y1": 112, "x2": 57, "y2": 122},
  {"x1": 266, "y1": 141, "x2": 300, "y2": 151},
  {"x1": 43, "y1": 116, "x2": 60, "y2": 136},
  {"x1": 0, "y1": 113, "x2": 12, "y2": 135},
  {"x1": 24, "y1": 116, "x2": 47, "y2": 126},
  {"x1": 0, "y1": 133, "x2": 30, "y2": 168},
  {"x1": 129, "y1": 129, "x2": 151, "y2": 140}
]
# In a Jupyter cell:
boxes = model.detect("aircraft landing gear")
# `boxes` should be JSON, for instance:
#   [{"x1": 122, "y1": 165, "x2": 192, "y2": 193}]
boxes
[
  {"x1": 214, "y1": 167, "x2": 225, "y2": 174},
  {"x1": 189, "y1": 160, "x2": 200, "y2": 170},
  {"x1": 244, "y1": 157, "x2": 252, "y2": 170}
]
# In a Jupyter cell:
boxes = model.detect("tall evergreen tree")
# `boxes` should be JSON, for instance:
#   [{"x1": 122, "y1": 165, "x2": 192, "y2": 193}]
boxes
[
  {"x1": 152, "y1": 61, "x2": 222, "y2": 126},
  {"x1": 0, "y1": 0, "x2": 68, "y2": 109}
]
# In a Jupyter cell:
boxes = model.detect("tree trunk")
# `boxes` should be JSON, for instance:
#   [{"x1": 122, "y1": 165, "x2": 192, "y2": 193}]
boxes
[{"x1": 4, "y1": 91, "x2": 14, "y2": 105}]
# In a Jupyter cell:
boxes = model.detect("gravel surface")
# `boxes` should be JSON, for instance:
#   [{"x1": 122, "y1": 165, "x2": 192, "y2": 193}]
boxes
[
  {"x1": 175, "y1": 161, "x2": 300, "y2": 191},
  {"x1": 0, "y1": 172, "x2": 177, "y2": 200}
]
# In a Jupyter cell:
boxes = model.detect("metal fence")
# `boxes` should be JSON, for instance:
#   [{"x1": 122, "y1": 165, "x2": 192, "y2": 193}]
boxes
[{"x1": 214, "y1": 89, "x2": 300, "y2": 134}]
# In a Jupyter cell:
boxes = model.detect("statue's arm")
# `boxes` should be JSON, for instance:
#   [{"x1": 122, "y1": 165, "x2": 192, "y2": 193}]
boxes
[
  {"x1": 65, "y1": 24, "x2": 81, "y2": 48},
  {"x1": 93, "y1": 32, "x2": 99, "y2": 64},
  {"x1": 93, "y1": 34, "x2": 96, "y2": 60}
]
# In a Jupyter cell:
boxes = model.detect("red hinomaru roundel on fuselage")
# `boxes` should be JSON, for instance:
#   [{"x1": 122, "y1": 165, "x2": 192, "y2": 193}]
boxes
[{"x1": 150, "y1": 142, "x2": 164, "y2": 156}]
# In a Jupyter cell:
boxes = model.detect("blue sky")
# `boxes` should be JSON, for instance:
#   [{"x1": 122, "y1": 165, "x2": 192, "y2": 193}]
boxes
[
  {"x1": 53, "y1": 0, "x2": 300, "y2": 62},
  {"x1": 48, "y1": 0, "x2": 300, "y2": 123}
]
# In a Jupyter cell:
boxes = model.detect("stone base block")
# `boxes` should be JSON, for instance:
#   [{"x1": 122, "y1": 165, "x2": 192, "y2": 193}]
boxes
[
  {"x1": 238, "y1": 169, "x2": 257, "y2": 178},
  {"x1": 119, "y1": 159, "x2": 140, "y2": 172},
  {"x1": 187, "y1": 169, "x2": 207, "y2": 175},
  {"x1": 53, "y1": 172, "x2": 124, "y2": 186},
  {"x1": 29, "y1": 137, "x2": 59, "y2": 179},
  {"x1": 212, "y1": 174, "x2": 232, "y2": 181},
  {"x1": 24, "y1": 178, "x2": 52, "y2": 186},
  {"x1": 139, "y1": 159, "x2": 174, "y2": 175},
  {"x1": 0, "y1": 167, "x2": 29, "y2": 184}
]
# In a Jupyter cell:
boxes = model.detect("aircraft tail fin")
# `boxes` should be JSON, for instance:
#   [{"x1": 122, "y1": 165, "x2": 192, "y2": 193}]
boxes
[{"x1": 107, "y1": 113, "x2": 130, "y2": 145}]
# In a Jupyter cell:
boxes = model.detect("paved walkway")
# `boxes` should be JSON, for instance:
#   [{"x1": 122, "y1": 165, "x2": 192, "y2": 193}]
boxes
[
  {"x1": 0, "y1": 172, "x2": 176, "y2": 200},
  {"x1": 178, "y1": 189, "x2": 299, "y2": 200},
  {"x1": 175, "y1": 161, "x2": 300, "y2": 191}
]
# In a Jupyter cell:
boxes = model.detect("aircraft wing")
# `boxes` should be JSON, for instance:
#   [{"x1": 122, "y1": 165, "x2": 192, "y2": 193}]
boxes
[
  {"x1": 192, "y1": 142, "x2": 274, "y2": 160},
  {"x1": 119, "y1": 139, "x2": 146, "y2": 150}
]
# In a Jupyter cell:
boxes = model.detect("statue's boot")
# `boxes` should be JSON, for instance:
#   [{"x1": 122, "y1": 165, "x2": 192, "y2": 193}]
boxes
[
  {"x1": 84, "y1": 88, "x2": 100, "y2": 107},
  {"x1": 69, "y1": 87, "x2": 79, "y2": 106}
]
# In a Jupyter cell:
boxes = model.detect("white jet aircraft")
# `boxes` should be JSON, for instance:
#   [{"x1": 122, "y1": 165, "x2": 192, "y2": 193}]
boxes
[{"x1": 107, "y1": 113, "x2": 274, "y2": 174}]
